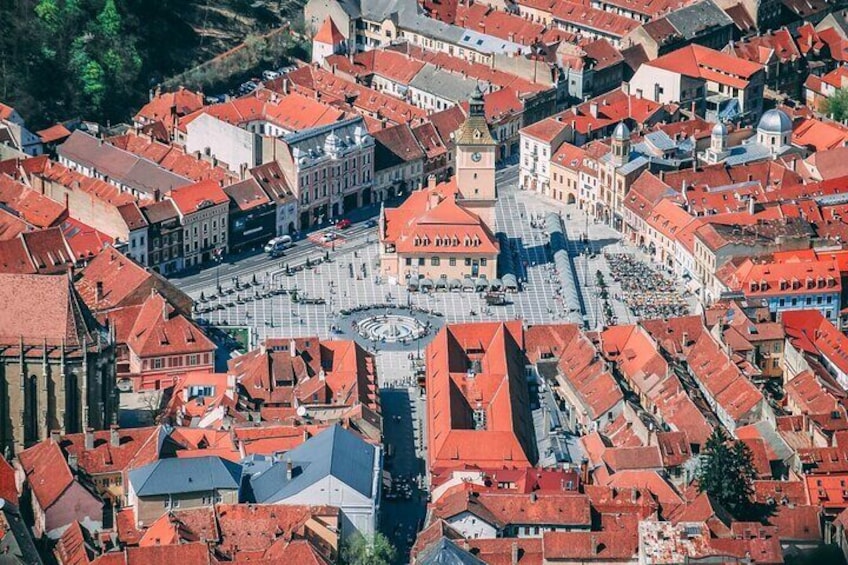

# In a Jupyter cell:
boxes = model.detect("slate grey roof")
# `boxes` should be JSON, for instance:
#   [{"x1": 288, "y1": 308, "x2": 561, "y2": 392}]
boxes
[
  {"x1": 664, "y1": 0, "x2": 733, "y2": 40},
  {"x1": 409, "y1": 65, "x2": 483, "y2": 103},
  {"x1": 249, "y1": 425, "x2": 377, "y2": 503},
  {"x1": 354, "y1": 0, "x2": 527, "y2": 55},
  {"x1": 722, "y1": 141, "x2": 791, "y2": 166},
  {"x1": 129, "y1": 456, "x2": 242, "y2": 497},
  {"x1": 58, "y1": 130, "x2": 190, "y2": 196},
  {"x1": 417, "y1": 538, "x2": 485, "y2": 565}
]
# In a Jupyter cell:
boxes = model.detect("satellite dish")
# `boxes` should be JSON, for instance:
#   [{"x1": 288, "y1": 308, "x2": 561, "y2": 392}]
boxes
[{"x1": 296, "y1": 405, "x2": 308, "y2": 417}]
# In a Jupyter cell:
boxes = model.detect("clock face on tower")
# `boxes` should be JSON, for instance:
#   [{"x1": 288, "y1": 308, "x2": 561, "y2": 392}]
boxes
[{"x1": 471, "y1": 152, "x2": 482, "y2": 162}]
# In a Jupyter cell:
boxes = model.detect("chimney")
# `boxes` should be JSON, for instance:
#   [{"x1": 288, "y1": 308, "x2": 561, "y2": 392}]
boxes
[
  {"x1": 589, "y1": 102, "x2": 599, "y2": 119},
  {"x1": 580, "y1": 457, "x2": 590, "y2": 485},
  {"x1": 285, "y1": 458, "x2": 293, "y2": 481},
  {"x1": 428, "y1": 190, "x2": 441, "y2": 210},
  {"x1": 511, "y1": 542, "x2": 519, "y2": 565},
  {"x1": 428, "y1": 174, "x2": 437, "y2": 191},
  {"x1": 84, "y1": 428, "x2": 94, "y2": 450},
  {"x1": 682, "y1": 331, "x2": 689, "y2": 347},
  {"x1": 621, "y1": 81, "x2": 630, "y2": 96},
  {"x1": 290, "y1": 338, "x2": 297, "y2": 357},
  {"x1": 110, "y1": 425, "x2": 120, "y2": 447},
  {"x1": 153, "y1": 188, "x2": 161, "y2": 202},
  {"x1": 631, "y1": 488, "x2": 638, "y2": 503},
  {"x1": 68, "y1": 453, "x2": 78, "y2": 471},
  {"x1": 95, "y1": 281, "x2": 104, "y2": 302},
  {"x1": 530, "y1": 492, "x2": 537, "y2": 502},
  {"x1": 49, "y1": 429, "x2": 61, "y2": 443}
]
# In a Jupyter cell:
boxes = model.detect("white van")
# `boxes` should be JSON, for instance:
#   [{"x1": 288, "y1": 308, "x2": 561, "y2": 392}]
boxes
[{"x1": 264, "y1": 235, "x2": 293, "y2": 256}]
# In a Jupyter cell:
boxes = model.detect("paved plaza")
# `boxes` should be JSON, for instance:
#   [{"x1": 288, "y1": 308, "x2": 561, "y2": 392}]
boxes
[{"x1": 183, "y1": 166, "x2": 696, "y2": 386}]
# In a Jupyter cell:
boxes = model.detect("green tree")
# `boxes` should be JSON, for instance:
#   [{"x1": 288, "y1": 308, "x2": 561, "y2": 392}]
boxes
[
  {"x1": 824, "y1": 87, "x2": 848, "y2": 122},
  {"x1": 97, "y1": 0, "x2": 122, "y2": 38},
  {"x1": 697, "y1": 428, "x2": 756, "y2": 518},
  {"x1": 341, "y1": 532, "x2": 396, "y2": 565}
]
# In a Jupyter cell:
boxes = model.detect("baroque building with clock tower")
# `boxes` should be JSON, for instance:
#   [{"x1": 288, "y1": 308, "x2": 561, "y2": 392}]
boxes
[{"x1": 377, "y1": 86, "x2": 500, "y2": 283}]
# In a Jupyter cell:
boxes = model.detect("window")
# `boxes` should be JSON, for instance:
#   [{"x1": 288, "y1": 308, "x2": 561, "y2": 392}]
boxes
[
  {"x1": 431, "y1": 257, "x2": 440, "y2": 266},
  {"x1": 405, "y1": 258, "x2": 412, "y2": 266},
  {"x1": 152, "y1": 358, "x2": 163, "y2": 369},
  {"x1": 465, "y1": 258, "x2": 471, "y2": 266},
  {"x1": 418, "y1": 258, "x2": 425, "y2": 266},
  {"x1": 449, "y1": 258, "x2": 456, "y2": 266},
  {"x1": 480, "y1": 258, "x2": 487, "y2": 266}
]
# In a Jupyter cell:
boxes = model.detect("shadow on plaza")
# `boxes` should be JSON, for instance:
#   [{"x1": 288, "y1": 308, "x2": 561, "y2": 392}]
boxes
[{"x1": 379, "y1": 387, "x2": 427, "y2": 561}]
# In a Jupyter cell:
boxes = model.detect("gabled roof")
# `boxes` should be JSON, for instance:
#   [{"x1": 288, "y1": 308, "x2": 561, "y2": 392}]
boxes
[
  {"x1": 75, "y1": 247, "x2": 190, "y2": 314},
  {"x1": 58, "y1": 130, "x2": 191, "y2": 196},
  {"x1": 129, "y1": 456, "x2": 242, "y2": 497},
  {"x1": 314, "y1": 17, "x2": 346, "y2": 45},
  {"x1": 168, "y1": 179, "x2": 229, "y2": 216},
  {"x1": 249, "y1": 425, "x2": 377, "y2": 502},
  {"x1": 18, "y1": 440, "x2": 75, "y2": 510},
  {"x1": 124, "y1": 292, "x2": 215, "y2": 358},
  {"x1": 646, "y1": 44, "x2": 763, "y2": 89},
  {"x1": 382, "y1": 180, "x2": 499, "y2": 254},
  {"x1": 418, "y1": 536, "x2": 484, "y2": 565}
]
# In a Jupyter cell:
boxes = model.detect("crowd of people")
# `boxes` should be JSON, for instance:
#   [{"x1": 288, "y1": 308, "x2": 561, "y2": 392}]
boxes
[{"x1": 605, "y1": 253, "x2": 690, "y2": 320}]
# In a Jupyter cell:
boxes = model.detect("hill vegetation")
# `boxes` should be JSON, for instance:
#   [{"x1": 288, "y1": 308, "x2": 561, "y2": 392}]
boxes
[{"x1": 0, "y1": 0, "x2": 306, "y2": 128}]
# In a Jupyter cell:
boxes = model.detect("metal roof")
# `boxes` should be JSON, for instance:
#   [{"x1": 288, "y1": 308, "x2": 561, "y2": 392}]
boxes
[
  {"x1": 129, "y1": 456, "x2": 242, "y2": 497},
  {"x1": 417, "y1": 537, "x2": 486, "y2": 565},
  {"x1": 249, "y1": 425, "x2": 377, "y2": 503}
]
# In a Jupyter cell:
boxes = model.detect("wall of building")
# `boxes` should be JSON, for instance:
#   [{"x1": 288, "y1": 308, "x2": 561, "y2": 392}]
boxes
[{"x1": 185, "y1": 114, "x2": 260, "y2": 174}]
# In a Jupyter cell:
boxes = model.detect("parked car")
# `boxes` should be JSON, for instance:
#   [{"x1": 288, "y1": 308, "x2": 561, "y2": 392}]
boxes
[
  {"x1": 262, "y1": 70, "x2": 281, "y2": 81},
  {"x1": 365, "y1": 219, "x2": 378, "y2": 228},
  {"x1": 335, "y1": 218, "x2": 352, "y2": 229},
  {"x1": 321, "y1": 232, "x2": 338, "y2": 243}
]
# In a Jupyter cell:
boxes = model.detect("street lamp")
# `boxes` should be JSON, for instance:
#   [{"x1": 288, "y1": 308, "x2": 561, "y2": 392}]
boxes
[{"x1": 213, "y1": 248, "x2": 224, "y2": 293}]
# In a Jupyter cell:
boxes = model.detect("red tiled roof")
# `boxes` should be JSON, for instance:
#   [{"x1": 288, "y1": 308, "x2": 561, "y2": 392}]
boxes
[
  {"x1": 648, "y1": 44, "x2": 764, "y2": 89},
  {"x1": 18, "y1": 439, "x2": 74, "y2": 509},
  {"x1": 0, "y1": 103, "x2": 14, "y2": 121},
  {"x1": 784, "y1": 309, "x2": 848, "y2": 381},
  {"x1": 721, "y1": 256, "x2": 841, "y2": 299},
  {"x1": 135, "y1": 88, "x2": 204, "y2": 135},
  {"x1": 455, "y1": 3, "x2": 547, "y2": 45},
  {"x1": 728, "y1": 28, "x2": 800, "y2": 65},
  {"x1": 124, "y1": 292, "x2": 215, "y2": 358},
  {"x1": 432, "y1": 487, "x2": 592, "y2": 528},
  {"x1": 59, "y1": 426, "x2": 163, "y2": 476},
  {"x1": 0, "y1": 272, "x2": 94, "y2": 347},
  {"x1": 0, "y1": 174, "x2": 66, "y2": 228},
  {"x1": 552, "y1": 2, "x2": 640, "y2": 38},
  {"x1": 168, "y1": 179, "x2": 229, "y2": 215},
  {"x1": 0, "y1": 456, "x2": 17, "y2": 505},
  {"x1": 108, "y1": 133, "x2": 236, "y2": 185},
  {"x1": 37, "y1": 124, "x2": 72, "y2": 144},
  {"x1": 685, "y1": 332, "x2": 763, "y2": 423},
  {"x1": 383, "y1": 180, "x2": 499, "y2": 255},
  {"x1": 426, "y1": 322, "x2": 535, "y2": 481},
  {"x1": 314, "y1": 17, "x2": 345, "y2": 45}
]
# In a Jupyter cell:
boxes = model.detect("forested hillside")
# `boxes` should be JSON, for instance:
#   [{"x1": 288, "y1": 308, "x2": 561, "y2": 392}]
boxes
[{"x1": 0, "y1": 0, "x2": 304, "y2": 128}]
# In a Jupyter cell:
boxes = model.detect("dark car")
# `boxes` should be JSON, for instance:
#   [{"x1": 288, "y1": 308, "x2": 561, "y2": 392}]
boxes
[{"x1": 365, "y1": 219, "x2": 378, "y2": 228}]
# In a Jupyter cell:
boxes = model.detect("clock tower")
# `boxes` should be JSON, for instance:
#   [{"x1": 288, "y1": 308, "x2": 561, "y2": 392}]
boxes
[{"x1": 454, "y1": 86, "x2": 497, "y2": 230}]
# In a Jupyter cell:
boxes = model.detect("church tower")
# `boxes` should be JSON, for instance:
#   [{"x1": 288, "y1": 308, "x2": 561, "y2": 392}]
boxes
[{"x1": 453, "y1": 86, "x2": 497, "y2": 230}]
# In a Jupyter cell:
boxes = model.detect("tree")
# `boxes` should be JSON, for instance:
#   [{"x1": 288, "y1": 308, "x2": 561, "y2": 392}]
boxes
[
  {"x1": 824, "y1": 87, "x2": 848, "y2": 122},
  {"x1": 341, "y1": 532, "x2": 396, "y2": 565},
  {"x1": 697, "y1": 428, "x2": 756, "y2": 517}
]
